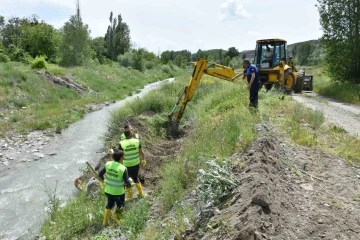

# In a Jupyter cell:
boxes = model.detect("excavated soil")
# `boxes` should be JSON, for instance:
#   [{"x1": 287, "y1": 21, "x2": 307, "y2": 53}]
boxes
[
  {"x1": 75, "y1": 116, "x2": 181, "y2": 191},
  {"x1": 185, "y1": 134, "x2": 360, "y2": 240}
]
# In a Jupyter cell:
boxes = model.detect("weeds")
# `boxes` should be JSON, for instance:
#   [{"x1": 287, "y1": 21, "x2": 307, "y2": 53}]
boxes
[{"x1": 42, "y1": 181, "x2": 60, "y2": 221}]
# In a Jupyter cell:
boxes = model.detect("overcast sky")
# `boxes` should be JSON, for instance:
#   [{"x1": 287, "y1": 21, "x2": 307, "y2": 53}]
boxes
[{"x1": 0, "y1": 0, "x2": 322, "y2": 54}]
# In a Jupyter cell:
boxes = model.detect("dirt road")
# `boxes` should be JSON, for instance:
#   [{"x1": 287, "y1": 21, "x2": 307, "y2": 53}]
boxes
[{"x1": 291, "y1": 92, "x2": 360, "y2": 138}]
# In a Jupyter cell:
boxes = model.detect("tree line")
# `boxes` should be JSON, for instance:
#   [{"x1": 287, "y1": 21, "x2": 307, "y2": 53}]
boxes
[{"x1": 0, "y1": 9, "x2": 245, "y2": 71}]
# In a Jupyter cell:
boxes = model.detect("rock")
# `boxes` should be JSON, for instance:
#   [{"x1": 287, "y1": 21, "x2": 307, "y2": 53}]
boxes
[
  {"x1": 31, "y1": 149, "x2": 39, "y2": 153},
  {"x1": 300, "y1": 183, "x2": 314, "y2": 191},
  {"x1": 248, "y1": 150, "x2": 255, "y2": 156},
  {"x1": 204, "y1": 202, "x2": 214, "y2": 209},
  {"x1": 49, "y1": 152, "x2": 57, "y2": 156},
  {"x1": 318, "y1": 218, "x2": 324, "y2": 224},
  {"x1": 33, "y1": 153, "x2": 45, "y2": 159},
  {"x1": 104, "y1": 102, "x2": 110, "y2": 106}
]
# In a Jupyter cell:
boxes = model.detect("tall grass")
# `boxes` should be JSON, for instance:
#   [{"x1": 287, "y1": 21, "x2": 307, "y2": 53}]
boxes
[
  {"x1": 304, "y1": 66, "x2": 360, "y2": 105},
  {"x1": 0, "y1": 61, "x2": 181, "y2": 135}
]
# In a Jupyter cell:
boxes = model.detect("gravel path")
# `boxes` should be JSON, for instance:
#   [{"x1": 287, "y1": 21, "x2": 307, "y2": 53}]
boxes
[{"x1": 292, "y1": 92, "x2": 360, "y2": 138}]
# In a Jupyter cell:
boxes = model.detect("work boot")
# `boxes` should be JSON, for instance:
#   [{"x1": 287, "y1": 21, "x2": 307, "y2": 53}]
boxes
[
  {"x1": 135, "y1": 183, "x2": 145, "y2": 198},
  {"x1": 103, "y1": 209, "x2": 111, "y2": 227},
  {"x1": 114, "y1": 208, "x2": 124, "y2": 225},
  {"x1": 125, "y1": 187, "x2": 133, "y2": 201}
]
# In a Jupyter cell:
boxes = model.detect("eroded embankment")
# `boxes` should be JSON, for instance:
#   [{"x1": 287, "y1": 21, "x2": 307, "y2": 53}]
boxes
[{"x1": 183, "y1": 134, "x2": 360, "y2": 240}]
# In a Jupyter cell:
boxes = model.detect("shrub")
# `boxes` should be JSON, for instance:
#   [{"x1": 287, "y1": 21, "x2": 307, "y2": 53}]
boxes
[
  {"x1": 145, "y1": 60, "x2": 155, "y2": 69},
  {"x1": 161, "y1": 65, "x2": 171, "y2": 74},
  {"x1": 0, "y1": 53, "x2": 10, "y2": 63},
  {"x1": 31, "y1": 56, "x2": 48, "y2": 69},
  {"x1": 118, "y1": 52, "x2": 133, "y2": 68}
]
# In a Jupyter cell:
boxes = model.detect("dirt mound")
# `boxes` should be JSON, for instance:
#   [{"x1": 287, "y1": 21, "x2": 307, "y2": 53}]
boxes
[
  {"x1": 75, "y1": 117, "x2": 181, "y2": 191},
  {"x1": 36, "y1": 71, "x2": 88, "y2": 93},
  {"x1": 186, "y1": 135, "x2": 360, "y2": 240}
]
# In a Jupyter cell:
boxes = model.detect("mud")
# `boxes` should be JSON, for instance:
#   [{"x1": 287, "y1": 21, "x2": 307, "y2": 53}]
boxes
[
  {"x1": 185, "y1": 134, "x2": 360, "y2": 240},
  {"x1": 75, "y1": 117, "x2": 182, "y2": 192}
]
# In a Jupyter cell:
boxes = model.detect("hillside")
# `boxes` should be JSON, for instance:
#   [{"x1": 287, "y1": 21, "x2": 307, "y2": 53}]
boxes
[{"x1": 0, "y1": 61, "x2": 182, "y2": 138}]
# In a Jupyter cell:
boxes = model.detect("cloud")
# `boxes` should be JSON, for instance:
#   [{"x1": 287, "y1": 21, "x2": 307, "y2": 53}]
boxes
[{"x1": 220, "y1": 0, "x2": 251, "y2": 22}]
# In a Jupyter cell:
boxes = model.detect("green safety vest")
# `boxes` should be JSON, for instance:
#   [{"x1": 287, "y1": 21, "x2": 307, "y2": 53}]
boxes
[
  {"x1": 120, "y1": 138, "x2": 140, "y2": 167},
  {"x1": 105, "y1": 161, "x2": 126, "y2": 195},
  {"x1": 120, "y1": 133, "x2": 126, "y2": 141}
]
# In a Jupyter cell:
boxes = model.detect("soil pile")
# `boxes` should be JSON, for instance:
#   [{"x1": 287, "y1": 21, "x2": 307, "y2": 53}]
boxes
[{"x1": 186, "y1": 135, "x2": 360, "y2": 240}]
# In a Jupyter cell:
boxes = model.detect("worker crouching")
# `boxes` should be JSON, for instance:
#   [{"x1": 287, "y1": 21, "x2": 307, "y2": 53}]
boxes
[
  {"x1": 99, "y1": 150, "x2": 132, "y2": 226},
  {"x1": 119, "y1": 129, "x2": 146, "y2": 201}
]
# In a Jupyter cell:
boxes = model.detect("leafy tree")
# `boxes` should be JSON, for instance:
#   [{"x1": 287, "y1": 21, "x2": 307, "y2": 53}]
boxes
[
  {"x1": 226, "y1": 47, "x2": 239, "y2": 59},
  {"x1": 90, "y1": 37, "x2": 107, "y2": 64},
  {"x1": 317, "y1": 0, "x2": 360, "y2": 83},
  {"x1": 295, "y1": 42, "x2": 315, "y2": 66},
  {"x1": 58, "y1": 14, "x2": 91, "y2": 66},
  {"x1": 131, "y1": 49, "x2": 144, "y2": 72},
  {"x1": 104, "y1": 12, "x2": 131, "y2": 60},
  {"x1": 19, "y1": 22, "x2": 60, "y2": 59}
]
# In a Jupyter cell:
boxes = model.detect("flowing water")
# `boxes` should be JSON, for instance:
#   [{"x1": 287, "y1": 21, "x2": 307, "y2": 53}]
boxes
[{"x1": 0, "y1": 78, "x2": 174, "y2": 240}]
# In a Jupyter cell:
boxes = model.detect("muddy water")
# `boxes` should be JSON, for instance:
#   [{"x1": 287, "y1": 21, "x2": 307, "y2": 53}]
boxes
[{"x1": 0, "y1": 78, "x2": 174, "y2": 240}]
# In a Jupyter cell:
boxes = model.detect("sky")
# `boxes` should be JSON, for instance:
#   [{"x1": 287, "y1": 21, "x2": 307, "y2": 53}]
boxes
[{"x1": 0, "y1": 0, "x2": 323, "y2": 54}]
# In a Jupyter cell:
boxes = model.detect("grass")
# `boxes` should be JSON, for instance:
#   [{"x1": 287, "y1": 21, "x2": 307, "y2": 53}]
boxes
[
  {"x1": 261, "y1": 90, "x2": 360, "y2": 166},
  {"x1": 0, "y1": 61, "x2": 181, "y2": 135},
  {"x1": 41, "y1": 70, "x2": 260, "y2": 239},
  {"x1": 302, "y1": 66, "x2": 360, "y2": 105}
]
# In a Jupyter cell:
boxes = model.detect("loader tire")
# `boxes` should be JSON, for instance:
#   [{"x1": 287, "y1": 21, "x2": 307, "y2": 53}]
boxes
[
  {"x1": 308, "y1": 78, "x2": 313, "y2": 91},
  {"x1": 294, "y1": 70, "x2": 305, "y2": 93},
  {"x1": 283, "y1": 70, "x2": 295, "y2": 94}
]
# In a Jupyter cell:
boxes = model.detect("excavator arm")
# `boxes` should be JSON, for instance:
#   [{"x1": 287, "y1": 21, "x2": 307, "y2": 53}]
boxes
[{"x1": 168, "y1": 58, "x2": 241, "y2": 124}]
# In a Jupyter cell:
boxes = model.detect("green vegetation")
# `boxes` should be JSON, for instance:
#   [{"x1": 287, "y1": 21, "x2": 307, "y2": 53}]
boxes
[
  {"x1": 317, "y1": 0, "x2": 360, "y2": 84},
  {"x1": 41, "y1": 72, "x2": 260, "y2": 239},
  {"x1": 0, "y1": 61, "x2": 180, "y2": 135},
  {"x1": 304, "y1": 66, "x2": 360, "y2": 105}
]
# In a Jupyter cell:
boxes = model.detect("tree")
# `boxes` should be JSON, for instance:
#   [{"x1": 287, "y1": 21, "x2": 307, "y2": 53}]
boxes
[
  {"x1": 317, "y1": 0, "x2": 360, "y2": 83},
  {"x1": 226, "y1": 47, "x2": 240, "y2": 59},
  {"x1": 241, "y1": 52, "x2": 247, "y2": 60},
  {"x1": 90, "y1": 37, "x2": 107, "y2": 64},
  {"x1": 295, "y1": 42, "x2": 315, "y2": 66},
  {"x1": 104, "y1": 12, "x2": 131, "y2": 60},
  {"x1": 58, "y1": 13, "x2": 91, "y2": 66},
  {"x1": 19, "y1": 22, "x2": 60, "y2": 59}
]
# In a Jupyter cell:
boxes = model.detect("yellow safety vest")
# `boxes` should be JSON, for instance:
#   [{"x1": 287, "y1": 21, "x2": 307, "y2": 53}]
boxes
[
  {"x1": 120, "y1": 138, "x2": 140, "y2": 167},
  {"x1": 104, "y1": 161, "x2": 126, "y2": 195}
]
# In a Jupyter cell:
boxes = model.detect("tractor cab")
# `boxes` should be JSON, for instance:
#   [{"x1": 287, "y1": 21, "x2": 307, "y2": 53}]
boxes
[{"x1": 254, "y1": 39, "x2": 287, "y2": 69}]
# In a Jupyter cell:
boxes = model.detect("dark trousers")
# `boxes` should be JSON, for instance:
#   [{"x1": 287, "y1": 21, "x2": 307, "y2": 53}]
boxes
[
  {"x1": 105, "y1": 192, "x2": 125, "y2": 209},
  {"x1": 249, "y1": 83, "x2": 260, "y2": 108},
  {"x1": 127, "y1": 164, "x2": 140, "y2": 183}
]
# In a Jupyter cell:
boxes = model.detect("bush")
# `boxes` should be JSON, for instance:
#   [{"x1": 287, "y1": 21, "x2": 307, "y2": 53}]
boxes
[
  {"x1": 131, "y1": 50, "x2": 144, "y2": 72},
  {"x1": 118, "y1": 52, "x2": 133, "y2": 67},
  {"x1": 31, "y1": 56, "x2": 48, "y2": 69},
  {"x1": 145, "y1": 60, "x2": 155, "y2": 69},
  {"x1": 0, "y1": 53, "x2": 10, "y2": 63},
  {"x1": 161, "y1": 65, "x2": 171, "y2": 74}
]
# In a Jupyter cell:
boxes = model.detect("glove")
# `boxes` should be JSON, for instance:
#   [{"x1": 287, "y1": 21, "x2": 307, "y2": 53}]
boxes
[{"x1": 140, "y1": 159, "x2": 146, "y2": 167}]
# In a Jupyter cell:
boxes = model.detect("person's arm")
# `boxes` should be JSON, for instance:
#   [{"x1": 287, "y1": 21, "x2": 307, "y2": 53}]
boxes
[
  {"x1": 247, "y1": 67, "x2": 256, "y2": 89},
  {"x1": 98, "y1": 167, "x2": 106, "y2": 181},
  {"x1": 123, "y1": 169, "x2": 132, "y2": 188}
]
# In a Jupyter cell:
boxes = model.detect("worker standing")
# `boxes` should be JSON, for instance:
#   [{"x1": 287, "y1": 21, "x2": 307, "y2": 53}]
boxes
[
  {"x1": 120, "y1": 124, "x2": 139, "y2": 141},
  {"x1": 98, "y1": 150, "x2": 132, "y2": 226},
  {"x1": 242, "y1": 59, "x2": 260, "y2": 109},
  {"x1": 119, "y1": 129, "x2": 146, "y2": 200}
]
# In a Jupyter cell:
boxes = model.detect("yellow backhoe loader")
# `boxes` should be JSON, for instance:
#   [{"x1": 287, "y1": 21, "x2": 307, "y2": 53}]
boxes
[{"x1": 254, "y1": 38, "x2": 313, "y2": 93}]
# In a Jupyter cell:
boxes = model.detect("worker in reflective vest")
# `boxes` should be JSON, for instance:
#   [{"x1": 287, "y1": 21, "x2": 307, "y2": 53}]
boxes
[
  {"x1": 119, "y1": 129, "x2": 146, "y2": 201},
  {"x1": 120, "y1": 124, "x2": 139, "y2": 141},
  {"x1": 99, "y1": 150, "x2": 131, "y2": 226}
]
